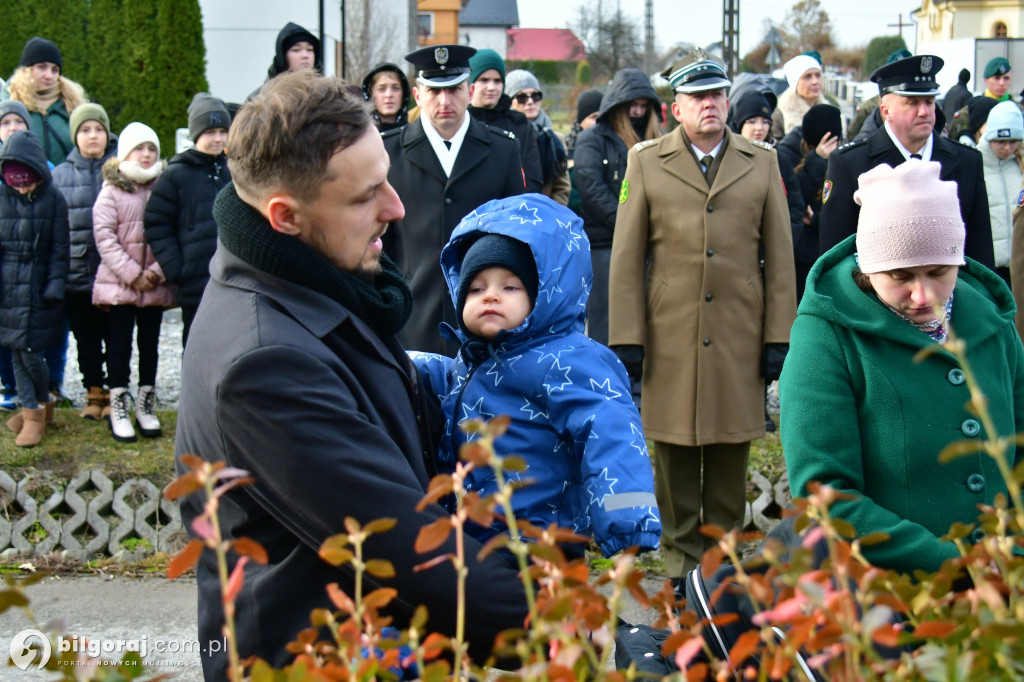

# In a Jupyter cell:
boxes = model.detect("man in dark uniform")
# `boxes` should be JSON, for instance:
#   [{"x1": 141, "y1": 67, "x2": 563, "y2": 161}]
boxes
[
  {"x1": 466, "y1": 49, "x2": 544, "y2": 193},
  {"x1": 383, "y1": 45, "x2": 526, "y2": 354},
  {"x1": 818, "y1": 55, "x2": 994, "y2": 268}
]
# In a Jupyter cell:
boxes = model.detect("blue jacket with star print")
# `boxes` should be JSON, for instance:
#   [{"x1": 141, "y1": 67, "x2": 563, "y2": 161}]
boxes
[{"x1": 410, "y1": 193, "x2": 661, "y2": 557}]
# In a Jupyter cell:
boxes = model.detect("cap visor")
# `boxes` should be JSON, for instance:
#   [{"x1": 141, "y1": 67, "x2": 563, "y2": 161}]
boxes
[
  {"x1": 675, "y1": 76, "x2": 732, "y2": 94},
  {"x1": 416, "y1": 71, "x2": 470, "y2": 88}
]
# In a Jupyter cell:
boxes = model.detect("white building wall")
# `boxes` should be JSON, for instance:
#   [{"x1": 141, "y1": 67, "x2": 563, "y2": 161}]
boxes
[
  {"x1": 199, "y1": 0, "x2": 411, "y2": 105},
  {"x1": 461, "y1": 27, "x2": 509, "y2": 58}
]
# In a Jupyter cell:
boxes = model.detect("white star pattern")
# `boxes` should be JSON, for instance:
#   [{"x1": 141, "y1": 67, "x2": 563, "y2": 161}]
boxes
[
  {"x1": 640, "y1": 507, "x2": 660, "y2": 532},
  {"x1": 509, "y1": 203, "x2": 542, "y2": 224},
  {"x1": 629, "y1": 423, "x2": 648, "y2": 457},
  {"x1": 542, "y1": 359, "x2": 573, "y2": 394},
  {"x1": 459, "y1": 397, "x2": 495, "y2": 424},
  {"x1": 586, "y1": 468, "x2": 618, "y2": 507},
  {"x1": 486, "y1": 354, "x2": 521, "y2": 386},
  {"x1": 557, "y1": 218, "x2": 584, "y2": 251},
  {"x1": 532, "y1": 345, "x2": 570, "y2": 364},
  {"x1": 589, "y1": 377, "x2": 623, "y2": 401},
  {"x1": 538, "y1": 266, "x2": 564, "y2": 303},
  {"x1": 520, "y1": 396, "x2": 549, "y2": 421}
]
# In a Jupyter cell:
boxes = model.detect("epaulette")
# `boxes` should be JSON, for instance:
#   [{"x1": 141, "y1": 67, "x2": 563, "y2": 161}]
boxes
[
  {"x1": 749, "y1": 139, "x2": 773, "y2": 151},
  {"x1": 633, "y1": 139, "x2": 658, "y2": 152},
  {"x1": 485, "y1": 124, "x2": 516, "y2": 140},
  {"x1": 380, "y1": 127, "x2": 402, "y2": 140},
  {"x1": 835, "y1": 138, "x2": 866, "y2": 153}
]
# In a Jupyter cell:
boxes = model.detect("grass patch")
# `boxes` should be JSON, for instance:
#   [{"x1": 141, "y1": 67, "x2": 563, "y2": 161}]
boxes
[{"x1": 0, "y1": 407, "x2": 177, "y2": 488}]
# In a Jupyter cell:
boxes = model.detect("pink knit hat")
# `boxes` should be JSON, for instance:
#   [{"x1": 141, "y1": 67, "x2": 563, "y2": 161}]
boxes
[{"x1": 854, "y1": 160, "x2": 965, "y2": 274}]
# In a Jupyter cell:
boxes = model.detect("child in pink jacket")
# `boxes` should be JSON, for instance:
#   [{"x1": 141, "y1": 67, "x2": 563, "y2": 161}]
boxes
[{"x1": 92, "y1": 122, "x2": 175, "y2": 443}]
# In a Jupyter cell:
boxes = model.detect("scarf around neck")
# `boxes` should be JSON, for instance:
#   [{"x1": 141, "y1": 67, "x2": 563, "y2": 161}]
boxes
[
  {"x1": 213, "y1": 183, "x2": 412, "y2": 337},
  {"x1": 884, "y1": 290, "x2": 955, "y2": 344}
]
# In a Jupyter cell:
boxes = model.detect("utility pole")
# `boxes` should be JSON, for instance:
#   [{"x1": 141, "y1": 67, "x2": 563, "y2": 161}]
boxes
[
  {"x1": 887, "y1": 13, "x2": 911, "y2": 39},
  {"x1": 644, "y1": 0, "x2": 654, "y2": 74},
  {"x1": 722, "y1": 0, "x2": 740, "y2": 77}
]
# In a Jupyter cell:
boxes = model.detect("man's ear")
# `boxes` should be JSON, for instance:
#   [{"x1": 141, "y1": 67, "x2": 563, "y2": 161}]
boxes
[
  {"x1": 412, "y1": 85, "x2": 422, "y2": 106},
  {"x1": 266, "y1": 194, "x2": 302, "y2": 236}
]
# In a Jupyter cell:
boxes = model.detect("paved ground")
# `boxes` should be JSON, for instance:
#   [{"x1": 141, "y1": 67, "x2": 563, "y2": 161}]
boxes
[{"x1": 2, "y1": 569, "x2": 666, "y2": 681}]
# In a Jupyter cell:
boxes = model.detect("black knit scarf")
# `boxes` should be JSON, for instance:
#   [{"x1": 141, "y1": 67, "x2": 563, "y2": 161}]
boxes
[{"x1": 214, "y1": 183, "x2": 412, "y2": 337}]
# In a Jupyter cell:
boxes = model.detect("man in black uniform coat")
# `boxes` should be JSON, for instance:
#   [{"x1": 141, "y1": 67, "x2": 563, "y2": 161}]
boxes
[
  {"x1": 818, "y1": 55, "x2": 994, "y2": 268},
  {"x1": 383, "y1": 45, "x2": 526, "y2": 355}
]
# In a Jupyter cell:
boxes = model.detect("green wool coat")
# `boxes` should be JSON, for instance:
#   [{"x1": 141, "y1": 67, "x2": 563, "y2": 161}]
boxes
[{"x1": 780, "y1": 236, "x2": 1024, "y2": 575}]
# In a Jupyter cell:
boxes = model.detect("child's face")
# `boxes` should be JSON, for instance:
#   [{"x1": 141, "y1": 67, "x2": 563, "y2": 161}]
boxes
[
  {"x1": 462, "y1": 266, "x2": 532, "y2": 340},
  {"x1": 0, "y1": 114, "x2": 28, "y2": 143},
  {"x1": 194, "y1": 128, "x2": 228, "y2": 156},
  {"x1": 126, "y1": 142, "x2": 158, "y2": 168},
  {"x1": 76, "y1": 120, "x2": 108, "y2": 159}
]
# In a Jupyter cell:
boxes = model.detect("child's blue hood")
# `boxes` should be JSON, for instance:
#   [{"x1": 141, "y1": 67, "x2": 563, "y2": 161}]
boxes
[{"x1": 441, "y1": 193, "x2": 591, "y2": 342}]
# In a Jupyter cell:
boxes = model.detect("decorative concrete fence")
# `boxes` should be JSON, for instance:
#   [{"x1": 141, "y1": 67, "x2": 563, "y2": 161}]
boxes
[
  {"x1": 0, "y1": 470, "x2": 185, "y2": 562},
  {"x1": 0, "y1": 468, "x2": 793, "y2": 560}
]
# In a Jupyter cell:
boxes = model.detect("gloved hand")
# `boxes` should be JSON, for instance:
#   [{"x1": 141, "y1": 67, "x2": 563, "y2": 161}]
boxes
[
  {"x1": 612, "y1": 345, "x2": 644, "y2": 383},
  {"x1": 761, "y1": 343, "x2": 789, "y2": 382}
]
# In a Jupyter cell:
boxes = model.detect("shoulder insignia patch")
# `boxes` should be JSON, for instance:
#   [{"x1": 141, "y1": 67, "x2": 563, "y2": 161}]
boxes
[
  {"x1": 1018, "y1": 189, "x2": 1024, "y2": 208},
  {"x1": 750, "y1": 139, "x2": 773, "y2": 150},
  {"x1": 619, "y1": 179, "x2": 629, "y2": 204},
  {"x1": 633, "y1": 139, "x2": 658, "y2": 152},
  {"x1": 836, "y1": 139, "x2": 863, "y2": 152},
  {"x1": 822, "y1": 180, "x2": 833, "y2": 204},
  {"x1": 380, "y1": 127, "x2": 401, "y2": 139}
]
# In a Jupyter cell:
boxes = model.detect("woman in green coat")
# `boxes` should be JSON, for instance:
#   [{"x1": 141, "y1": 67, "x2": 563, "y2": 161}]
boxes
[{"x1": 780, "y1": 160, "x2": 1024, "y2": 575}]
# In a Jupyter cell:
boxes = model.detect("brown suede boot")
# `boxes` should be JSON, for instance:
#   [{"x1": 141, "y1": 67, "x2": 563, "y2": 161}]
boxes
[
  {"x1": 81, "y1": 387, "x2": 106, "y2": 420},
  {"x1": 7, "y1": 396, "x2": 57, "y2": 432},
  {"x1": 14, "y1": 407, "x2": 45, "y2": 447}
]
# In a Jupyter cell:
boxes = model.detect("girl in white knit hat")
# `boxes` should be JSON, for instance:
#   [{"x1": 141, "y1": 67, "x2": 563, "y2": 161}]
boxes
[
  {"x1": 92, "y1": 122, "x2": 176, "y2": 443},
  {"x1": 780, "y1": 160, "x2": 1024, "y2": 577}
]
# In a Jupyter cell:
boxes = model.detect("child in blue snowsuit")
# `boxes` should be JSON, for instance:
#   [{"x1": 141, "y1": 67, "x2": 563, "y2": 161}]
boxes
[{"x1": 411, "y1": 193, "x2": 660, "y2": 558}]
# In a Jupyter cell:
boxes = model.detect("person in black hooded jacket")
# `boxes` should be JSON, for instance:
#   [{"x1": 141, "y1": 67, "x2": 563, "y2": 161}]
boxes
[
  {"x1": 0, "y1": 130, "x2": 69, "y2": 447},
  {"x1": 574, "y1": 68, "x2": 662, "y2": 346},
  {"x1": 144, "y1": 93, "x2": 231, "y2": 347},
  {"x1": 247, "y1": 22, "x2": 322, "y2": 100},
  {"x1": 51, "y1": 103, "x2": 117, "y2": 420},
  {"x1": 362, "y1": 63, "x2": 410, "y2": 132}
]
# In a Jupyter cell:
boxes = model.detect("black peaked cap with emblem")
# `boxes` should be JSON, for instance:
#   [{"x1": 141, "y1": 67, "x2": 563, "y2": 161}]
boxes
[
  {"x1": 870, "y1": 55, "x2": 944, "y2": 97},
  {"x1": 405, "y1": 44, "x2": 477, "y2": 88}
]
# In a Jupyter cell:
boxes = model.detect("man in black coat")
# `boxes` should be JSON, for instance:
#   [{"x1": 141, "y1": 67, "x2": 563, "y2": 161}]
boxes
[
  {"x1": 175, "y1": 71, "x2": 527, "y2": 681},
  {"x1": 383, "y1": 45, "x2": 526, "y2": 355},
  {"x1": 818, "y1": 55, "x2": 994, "y2": 268}
]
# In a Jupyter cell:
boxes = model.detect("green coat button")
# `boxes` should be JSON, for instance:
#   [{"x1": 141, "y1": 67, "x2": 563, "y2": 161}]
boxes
[
  {"x1": 969, "y1": 528, "x2": 985, "y2": 543},
  {"x1": 961, "y1": 419, "x2": 981, "y2": 437},
  {"x1": 948, "y1": 368, "x2": 965, "y2": 385},
  {"x1": 966, "y1": 473, "x2": 985, "y2": 492}
]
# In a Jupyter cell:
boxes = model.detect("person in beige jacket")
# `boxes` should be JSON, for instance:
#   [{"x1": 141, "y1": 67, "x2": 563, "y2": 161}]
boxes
[{"x1": 608, "y1": 49, "x2": 797, "y2": 587}]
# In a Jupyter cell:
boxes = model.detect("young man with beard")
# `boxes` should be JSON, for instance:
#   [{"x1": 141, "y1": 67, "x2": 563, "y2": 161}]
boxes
[{"x1": 175, "y1": 70, "x2": 528, "y2": 680}]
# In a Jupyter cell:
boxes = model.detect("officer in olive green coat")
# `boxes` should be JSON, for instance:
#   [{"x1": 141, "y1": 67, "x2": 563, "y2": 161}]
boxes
[{"x1": 609, "y1": 49, "x2": 797, "y2": 582}]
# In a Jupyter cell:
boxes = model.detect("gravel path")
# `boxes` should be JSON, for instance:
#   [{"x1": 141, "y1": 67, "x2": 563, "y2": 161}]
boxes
[{"x1": 62, "y1": 308, "x2": 184, "y2": 410}]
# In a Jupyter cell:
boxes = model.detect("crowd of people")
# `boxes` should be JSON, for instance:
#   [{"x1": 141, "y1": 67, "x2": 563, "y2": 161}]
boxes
[{"x1": 2, "y1": 23, "x2": 1023, "y2": 678}]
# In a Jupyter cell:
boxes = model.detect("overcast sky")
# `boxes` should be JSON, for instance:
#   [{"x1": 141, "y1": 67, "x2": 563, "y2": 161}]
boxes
[{"x1": 516, "y1": 0, "x2": 924, "y2": 57}]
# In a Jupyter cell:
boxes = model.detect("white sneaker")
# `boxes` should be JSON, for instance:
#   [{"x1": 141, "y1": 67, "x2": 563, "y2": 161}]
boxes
[
  {"x1": 109, "y1": 388, "x2": 137, "y2": 443},
  {"x1": 136, "y1": 385, "x2": 162, "y2": 438}
]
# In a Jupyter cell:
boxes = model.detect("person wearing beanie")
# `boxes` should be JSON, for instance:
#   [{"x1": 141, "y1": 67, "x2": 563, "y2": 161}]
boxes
[
  {"x1": 772, "y1": 53, "x2": 830, "y2": 138},
  {"x1": 978, "y1": 101, "x2": 1024, "y2": 285},
  {"x1": 942, "y1": 67, "x2": 973, "y2": 127},
  {"x1": 4, "y1": 36, "x2": 86, "y2": 166},
  {"x1": 384, "y1": 45, "x2": 527, "y2": 355},
  {"x1": 466, "y1": 50, "x2": 544, "y2": 193},
  {"x1": 361, "y1": 63, "x2": 411, "y2": 131},
  {"x1": 782, "y1": 159, "x2": 1022, "y2": 576},
  {"x1": 0, "y1": 130, "x2": 69, "y2": 447},
  {"x1": 144, "y1": 94, "x2": 231, "y2": 351},
  {"x1": 983, "y1": 56, "x2": 1014, "y2": 101},
  {"x1": 506, "y1": 69, "x2": 570, "y2": 205},
  {"x1": 966, "y1": 95, "x2": 1000, "y2": 144},
  {"x1": 267, "y1": 22, "x2": 321, "y2": 79},
  {"x1": 51, "y1": 102, "x2": 118, "y2": 420},
  {"x1": 565, "y1": 89, "x2": 603, "y2": 214},
  {"x1": 0, "y1": 100, "x2": 31, "y2": 147},
  {"x1": 575, "y1": 66, "x2": 663, "y2": 346},
  {"x1": 410, "y1": 193, "x2": 660, "y2": 559},
  {"x1": 92, "y1": 122, "x2": 174, "y2": 443},
  {"x1": 819, "y1": 54, "x2": 993, "y2": 270}
]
